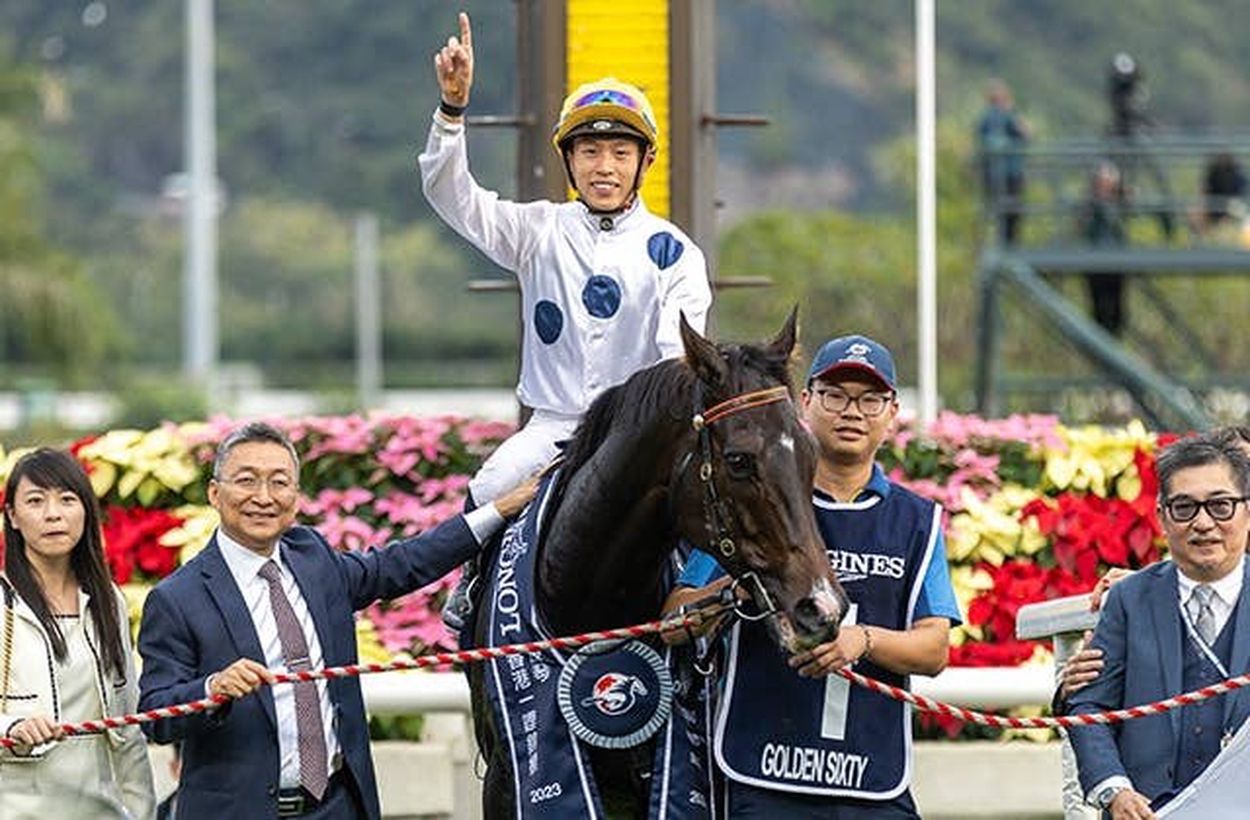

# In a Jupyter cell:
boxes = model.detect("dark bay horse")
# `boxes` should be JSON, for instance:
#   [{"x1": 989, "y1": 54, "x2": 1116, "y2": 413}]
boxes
[{"x1": 467, "y1": 311, "x2": 847, "y2": 818}]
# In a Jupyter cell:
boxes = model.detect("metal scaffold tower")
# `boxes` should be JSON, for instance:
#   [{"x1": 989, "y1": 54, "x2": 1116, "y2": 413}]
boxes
[{"x1": 974, "y1": 134, "x2": 1250, "y2": 429}]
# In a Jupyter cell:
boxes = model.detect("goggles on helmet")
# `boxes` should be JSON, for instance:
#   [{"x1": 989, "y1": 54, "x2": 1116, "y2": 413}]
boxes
[{"x1": 552, "y1": 78, "x2": 659, "y2": 155}]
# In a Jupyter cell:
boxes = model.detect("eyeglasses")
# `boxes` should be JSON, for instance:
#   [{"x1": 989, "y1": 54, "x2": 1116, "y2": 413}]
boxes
[
  {"x1": 1162, "y1": 495, "x2": 1248, "y2": 523},
  {"x1": 216, "y1": 473, "x2": 298, "y2": 498},
  {"x1": 812, "y1": 389, "x2": 894, "y2": 417},
  {"x1": 571, "y1": 88, "x2": 644, "y2": 112}
]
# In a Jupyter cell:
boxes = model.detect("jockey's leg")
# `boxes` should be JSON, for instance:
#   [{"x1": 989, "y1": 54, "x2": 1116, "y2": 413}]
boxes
[{"x1": 442, "y1": 410, "x2": 578, "y2": 634}]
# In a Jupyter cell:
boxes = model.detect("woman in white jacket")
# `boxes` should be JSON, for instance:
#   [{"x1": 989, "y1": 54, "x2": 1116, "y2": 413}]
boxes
[{"x1": 0, "y1": 448, "x2": 155, "y2": 819}]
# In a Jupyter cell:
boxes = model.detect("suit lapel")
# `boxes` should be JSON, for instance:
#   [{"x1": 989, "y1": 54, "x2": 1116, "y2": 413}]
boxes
[
  {"x1": 199, "y1": 537, "x2": 277, "y2": 733},
  {"x1": 281, "y1": 542, "x2": 336, "y2": 665},
  {"x1": 1222, "y1": 560, "x2": 1250, "y2": 728},
  {"x1": 1148, "y1": 562, "x2": 1183, "y2": 739}
]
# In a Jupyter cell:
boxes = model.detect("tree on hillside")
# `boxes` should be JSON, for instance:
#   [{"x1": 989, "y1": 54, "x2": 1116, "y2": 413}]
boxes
[{"x1": 0, "y1": 52, "x2": 121, "y2": 377}]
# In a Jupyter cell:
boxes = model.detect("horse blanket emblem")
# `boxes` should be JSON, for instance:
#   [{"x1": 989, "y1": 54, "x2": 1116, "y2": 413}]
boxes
[
  {"x1": 482, "y1": 473, "x2": 705, "y2": 819},
  {"x1": 558, "y1": 639, "x2": 674, "y2": 749}
]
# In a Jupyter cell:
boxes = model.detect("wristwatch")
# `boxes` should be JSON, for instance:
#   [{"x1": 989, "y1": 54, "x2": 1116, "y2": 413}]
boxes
[{"x1": 1095, "y1": 784, "x2": 1126, "y2": 809}]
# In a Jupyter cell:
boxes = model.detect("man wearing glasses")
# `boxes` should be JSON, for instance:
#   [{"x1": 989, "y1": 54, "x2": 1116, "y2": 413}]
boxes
[
  {"x1": 419, "y1": 12, "x2": 712, "y2": 634},
  {"x1": 666, "y1": 334, "x2": 960, "y2": 818},
  {"x1": 1069, "y1": 434, "x2": 1250, "y2": 819},
  {"x1": 137, "y1": 423, "x2": 536, "y2": 819}
]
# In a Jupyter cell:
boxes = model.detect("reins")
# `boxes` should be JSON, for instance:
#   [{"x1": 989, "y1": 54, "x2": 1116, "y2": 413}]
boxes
[{"x1": 689, "y1": 385, "x2": 790, "y2": 614}]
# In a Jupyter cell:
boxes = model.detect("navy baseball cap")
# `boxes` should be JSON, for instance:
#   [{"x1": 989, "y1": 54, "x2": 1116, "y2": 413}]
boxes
[{"x1": 807, "y1": 334, "x2": 897, "y2": 391}]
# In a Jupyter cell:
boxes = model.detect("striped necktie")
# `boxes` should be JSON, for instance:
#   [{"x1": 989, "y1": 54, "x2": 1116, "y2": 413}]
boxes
[
  {"x1": 258, "y1": 559, "x2": 329, "y2": 799},
  {"x1": 1187, "y1": 584, "x2": 1217, "y2": 646}
]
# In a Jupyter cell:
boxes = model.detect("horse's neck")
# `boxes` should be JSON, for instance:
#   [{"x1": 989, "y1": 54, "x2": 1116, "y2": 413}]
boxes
[{"x1": 537, "y1": 419, "x2": 685, "y2": 637}]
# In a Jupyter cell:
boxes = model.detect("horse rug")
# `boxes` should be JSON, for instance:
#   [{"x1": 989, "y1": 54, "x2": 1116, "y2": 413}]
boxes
[{"x1": 482, "y1": 473, "x2": 710, "y2": 819}]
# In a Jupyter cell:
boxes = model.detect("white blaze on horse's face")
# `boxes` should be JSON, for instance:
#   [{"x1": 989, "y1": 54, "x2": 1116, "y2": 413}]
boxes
[{"x1": 677, "y1": 308, "x2": 848, "y2": 654}]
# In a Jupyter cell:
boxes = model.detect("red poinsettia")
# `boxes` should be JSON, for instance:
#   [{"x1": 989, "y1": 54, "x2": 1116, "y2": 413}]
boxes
[
  {"x1": 950, "y1": 639, "x2": 1041, "y2": 667},
  {"x1": 101, "y1": 506, "x2": 185, "y2": 584},
  {"x1": 1020, "y1": 479, "x2": 1162, "y2": 587},
  {"x1": 1127, "y1": 448, "x2": 1163, "y2": 529},
  {"x1": 964, "y1": 559, "x2": 1090, "y2": 647}
]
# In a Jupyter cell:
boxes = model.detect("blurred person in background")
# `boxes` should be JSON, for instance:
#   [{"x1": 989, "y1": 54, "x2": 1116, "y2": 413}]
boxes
[
  {"x1": 1189, "y1": 153, "x2": 1249, "y2": 243},
  {"x1": 1079, "y1": 160, "x2": 1129, "y2": 337},
  {"x1": 0, "y1": 448, "x2": 156, "y2": 819},
  {"x1": 976, "y1": 78, "x2": 1031, "y2": 245},
  {"x1": 1106, "y1": 53, "x2": 1175, "y2": 240},
  {"x1": 1201, "y1": 154, "x2": 1246, "y2": 229}
]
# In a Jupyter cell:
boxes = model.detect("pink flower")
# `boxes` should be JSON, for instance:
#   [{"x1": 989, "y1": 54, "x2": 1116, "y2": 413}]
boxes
[
  {"x1": 909, "y1": 411, "x2": 1062, "y2": 452},
  {"x1": 459, "y1": 419, "x2": 516, "y2": 448},
  {"x1": 362, "y1": 583, "x2": 458, "y2": 654},
  {"x1": 317, "y1": 513, "x2": 390, "y2": 552},
  {"x1": 304, "y1": 415, "x2": 377, "y2": 460},
  {"x1": 374, "y1": 491, "x2": 465, "y2": 537}
]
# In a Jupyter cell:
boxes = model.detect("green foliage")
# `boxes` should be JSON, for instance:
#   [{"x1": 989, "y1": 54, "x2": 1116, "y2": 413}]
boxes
[
  {"x1": 802, "y1": 0, "x2": 1250, "y2": 134},
  {"x1": 113, "y1": 374, "x2": 209, "y2": 428},
  {"x1": 368, "y1": 713, "x2": 424, "y2": 742},
  {"x1": 715, "y1": 210, "x2": 914, "y2": 356},
  {"x1": 716, "y1": 118, "x2": 990, "y2": 398},
  {"x1": 5, "y1": 0, "x2": 1250, "y2": 405},
  {"x1": 0, "y1": 46, "x2": 121, "y2": 377}
]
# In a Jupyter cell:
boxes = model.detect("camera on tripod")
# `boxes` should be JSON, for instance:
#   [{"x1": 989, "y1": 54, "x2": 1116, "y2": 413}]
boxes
[{"x1": 1108, "y1": 52, "x2": 1151, "y2": 137}]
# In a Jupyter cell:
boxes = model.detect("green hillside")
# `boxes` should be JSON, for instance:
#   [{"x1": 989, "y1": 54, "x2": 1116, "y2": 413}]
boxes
[{"x1": 2, "y1": 0, "x2": 1248, "y2": 418}]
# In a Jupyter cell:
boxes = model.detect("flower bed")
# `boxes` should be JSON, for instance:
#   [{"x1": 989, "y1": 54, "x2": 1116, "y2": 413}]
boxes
[
  {"x1": 0, "y1": 411, "x2": 1170, "y2": 737},
  {"x1": 0, "y1": 414, "x2": 513, "y2": 662},
  {"x1": 880, "y1": 412, "x2": 1172, "y2": 738}
]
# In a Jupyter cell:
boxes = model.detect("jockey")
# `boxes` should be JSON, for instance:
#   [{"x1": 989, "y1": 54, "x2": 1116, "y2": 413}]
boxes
[
  {"x1": 664, "y1": 335, "x2": 962, "y2": 819},
  {"x1": 419, "y1": 12, "x2": 712, "y2": 632}
]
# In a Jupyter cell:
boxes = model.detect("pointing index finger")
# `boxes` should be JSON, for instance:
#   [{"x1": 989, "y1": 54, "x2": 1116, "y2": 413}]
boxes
[{"x1": 459, "y1": 11, "x2": 472, "y2": 51}]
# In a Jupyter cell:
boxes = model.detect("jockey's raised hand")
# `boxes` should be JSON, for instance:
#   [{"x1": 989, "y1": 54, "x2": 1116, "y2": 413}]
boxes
[{"x1": 433, "y1": 11, "x2": 474, "y2": 109}]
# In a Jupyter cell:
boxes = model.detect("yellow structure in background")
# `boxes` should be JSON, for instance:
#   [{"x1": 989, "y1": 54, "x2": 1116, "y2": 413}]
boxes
[{"x1": 566, "y1": 0, "x2": 670, "y2": 217}]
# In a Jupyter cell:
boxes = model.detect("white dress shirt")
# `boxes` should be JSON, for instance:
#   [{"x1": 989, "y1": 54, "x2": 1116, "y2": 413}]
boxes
[
  {"x1": 1176, "y1": 555, "x2": 1244, "y2": 641},
  {"x1": 217, "y1": 529, "x2": 342, "y2": 790},
  {"x1": 210, "y1": 508, "x2": 504, "y2": 789}
]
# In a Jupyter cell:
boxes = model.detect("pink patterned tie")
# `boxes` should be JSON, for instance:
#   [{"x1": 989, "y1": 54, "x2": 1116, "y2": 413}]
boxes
[{"x1": 258, "y1": 560, "x2": 329, "y2": 799}]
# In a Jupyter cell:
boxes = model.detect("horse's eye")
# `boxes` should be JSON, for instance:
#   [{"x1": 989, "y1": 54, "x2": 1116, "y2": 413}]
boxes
[{"x1": 725, "y1": 451, "x2": 756, "y2": 480}]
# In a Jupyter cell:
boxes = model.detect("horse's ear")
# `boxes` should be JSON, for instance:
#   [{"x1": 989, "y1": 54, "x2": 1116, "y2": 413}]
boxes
[
  {"x1": 765, "y1": 306, "x2": 799, "y2": 361},
  {"x1": 680, "y1": 312, "x2": 727, "y2": 384}
]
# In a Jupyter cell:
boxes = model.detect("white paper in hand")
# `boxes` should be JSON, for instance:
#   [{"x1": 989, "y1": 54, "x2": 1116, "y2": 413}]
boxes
[{"x1": 1157, "y1": 718, "x2": 1250, "y2": 819}]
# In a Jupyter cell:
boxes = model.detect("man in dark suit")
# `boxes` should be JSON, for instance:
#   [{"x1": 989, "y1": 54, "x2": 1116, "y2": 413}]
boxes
[
  {"x1": 1069, "y1": 434, "x2": 1250, "y2": 819},
  {"x1": 138, "y1": 422, "x2": 535, "y2": 820}
]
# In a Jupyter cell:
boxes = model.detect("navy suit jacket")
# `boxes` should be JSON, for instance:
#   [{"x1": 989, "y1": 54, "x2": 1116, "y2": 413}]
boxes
[
  {"x1": 1068, "y1": 559, "x2": 1250, "y2": 804},
  {"x1": 138, "y1": 516, "x2": 477, "y2": 820}
]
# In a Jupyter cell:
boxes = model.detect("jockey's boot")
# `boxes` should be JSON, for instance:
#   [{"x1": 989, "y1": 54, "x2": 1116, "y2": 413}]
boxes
[{"x1": 441, "y1": 559, "x2": 477, "y2": 633}]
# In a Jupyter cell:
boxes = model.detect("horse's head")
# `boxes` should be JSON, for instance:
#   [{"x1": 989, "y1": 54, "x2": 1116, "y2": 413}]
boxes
[{"x1": 674, "y1": 309, "x2": 848, "y2": 653}]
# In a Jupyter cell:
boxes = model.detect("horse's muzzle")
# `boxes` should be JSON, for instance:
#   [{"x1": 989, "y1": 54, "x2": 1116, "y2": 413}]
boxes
[{"x1": 777, "y1": 577, "x2": 847, "y2": 653}]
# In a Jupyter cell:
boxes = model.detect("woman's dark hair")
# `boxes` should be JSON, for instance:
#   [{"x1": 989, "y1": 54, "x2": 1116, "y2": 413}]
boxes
[{"x1": 3, "y1": 448, "x2": 126, "y2": 678}]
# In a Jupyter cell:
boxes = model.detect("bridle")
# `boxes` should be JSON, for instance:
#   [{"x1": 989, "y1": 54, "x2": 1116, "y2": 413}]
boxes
[{"x1": 684, "y1": 383, "x2": 791, "y2": 621}]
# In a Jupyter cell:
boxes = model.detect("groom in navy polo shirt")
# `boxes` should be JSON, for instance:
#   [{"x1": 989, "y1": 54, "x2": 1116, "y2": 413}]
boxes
[{"x1": 666, "y1": 334, "x2": 962, "y2": 819}]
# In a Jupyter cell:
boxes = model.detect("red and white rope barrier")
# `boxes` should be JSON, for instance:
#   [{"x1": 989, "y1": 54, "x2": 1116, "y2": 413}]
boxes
[
  {"x1": 0, "y1": 610, "x2": 711, "y2": 751},
  {"x1": 837, "y1": 665, "x2": 1250, "y2": 729},
  {"x1": 5, "y1": 608, "x2": 1246, "y2": 751}
]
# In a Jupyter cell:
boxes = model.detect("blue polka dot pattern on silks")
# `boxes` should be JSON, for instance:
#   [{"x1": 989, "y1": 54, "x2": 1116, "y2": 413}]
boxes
[
  {"x1": 534, "y1": 300, "x2": 564, "y2": 344},
  {"x1": 647, "y1": 232, "x2": 685, "y2": 270},
  {"x1": 582, "y1": 275, "x2": 622, "y2": 319}
]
